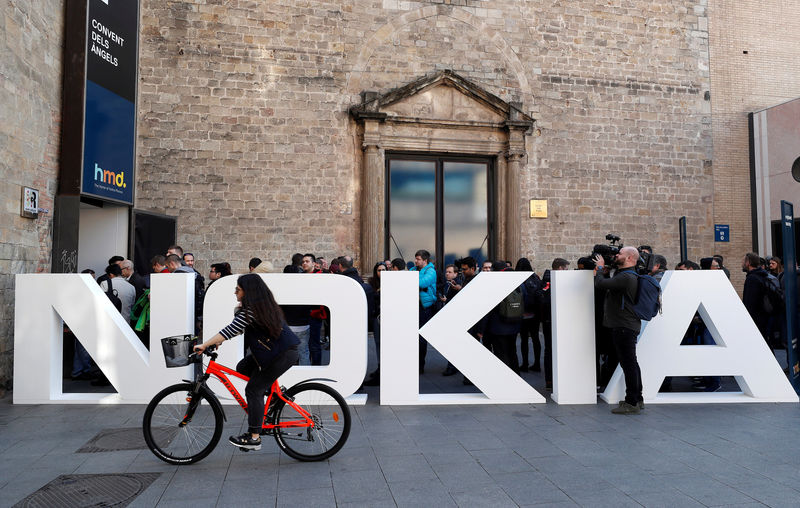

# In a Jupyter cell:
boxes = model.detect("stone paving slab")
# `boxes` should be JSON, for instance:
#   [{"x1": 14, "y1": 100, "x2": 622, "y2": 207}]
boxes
[{"x1": 2, "y1": 350, "x2": 800, "y2": 507}]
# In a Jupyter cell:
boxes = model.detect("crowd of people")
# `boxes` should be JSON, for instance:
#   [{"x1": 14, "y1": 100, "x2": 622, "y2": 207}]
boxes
[{"x1": 72, "y1": 244, "x2": 797, "y2": 415}]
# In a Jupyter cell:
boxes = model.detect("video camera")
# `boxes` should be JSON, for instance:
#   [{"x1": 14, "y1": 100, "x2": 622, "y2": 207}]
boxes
[
  {"x1": 591, "y1": 234, "x2": 622, "y2": 266},
  {"x1": 591, "y1": 234, "x2": 654, "y2": 275}
]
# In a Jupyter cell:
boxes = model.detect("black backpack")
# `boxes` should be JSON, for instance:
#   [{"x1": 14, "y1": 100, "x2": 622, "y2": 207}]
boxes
[
  {"x1": 498, "y1": 286, "x2": 524, "y2": 322},
  {"x1": 762, "y1": 273, "x2": 784, "y2": 316},
  {"x1": 105, "y1": 278, "x2": 123, "y2": 313},
  {"x1": 626, "y1": 273, "x2": 662, "y2": 321}
]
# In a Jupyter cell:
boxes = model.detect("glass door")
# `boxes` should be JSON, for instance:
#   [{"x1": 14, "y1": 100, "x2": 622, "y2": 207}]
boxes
[{"x1": 387, "y1": 155, "x2": 491, "y2": 268}]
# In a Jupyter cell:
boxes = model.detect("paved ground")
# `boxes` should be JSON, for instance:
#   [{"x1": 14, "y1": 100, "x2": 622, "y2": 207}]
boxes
[{"x1": 2, "y1": 348, "x2": 800, "y2": 507}]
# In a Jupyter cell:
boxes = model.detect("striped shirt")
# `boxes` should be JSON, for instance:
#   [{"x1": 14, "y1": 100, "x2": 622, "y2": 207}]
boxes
[{"x1": 219, "y1": 308, "x2": 255, "y2": 340}]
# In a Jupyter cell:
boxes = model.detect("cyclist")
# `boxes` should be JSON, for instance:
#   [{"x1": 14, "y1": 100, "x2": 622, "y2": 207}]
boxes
[{"x1": 194, "y1": 273, "x2": 299, "y2": 450}]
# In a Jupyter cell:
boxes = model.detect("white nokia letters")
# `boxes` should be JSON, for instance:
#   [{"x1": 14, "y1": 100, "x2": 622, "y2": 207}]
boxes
[
  {"x1": 600, "y1": 270, "x2": 798, "y2": 404},
  {"x1": 551, "y1": 271, "x2": 597, "y2": 404},
  {"x1": 12, "y1": 271, "x2": 798, "y2": 405},
  {"x1": 380, "y1": 271, "x2": 546, "y2": 404},
  {"x1": 14, "y1": 273, "x2": 195, "y2": 404}
]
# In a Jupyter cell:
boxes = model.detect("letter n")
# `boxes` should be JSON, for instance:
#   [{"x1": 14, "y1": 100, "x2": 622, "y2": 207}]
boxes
[{"x1": 13, "y1": 274, "x2": 196, "y2": 403}]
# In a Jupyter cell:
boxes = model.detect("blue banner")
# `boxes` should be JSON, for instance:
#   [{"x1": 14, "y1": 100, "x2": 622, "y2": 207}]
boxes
[
  {"x1": 80, "y1": 0, "x2": 138, "y2": 205},
  {"x1": 781, "y1": 200, "x2": 799, "y2": 395},
  {"x1": 81, "y1": 80, "x2": 135, "y2": 204}
]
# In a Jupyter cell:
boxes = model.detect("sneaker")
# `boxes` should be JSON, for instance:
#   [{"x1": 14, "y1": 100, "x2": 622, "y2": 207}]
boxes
[
  {"x1": 229, "y1": 433, "x2": 261, "y2": 450},
  {"x1": 616, "y1": 400, "x2": 645, "y2": 410},
  {"x1": 519, "y1": 364, "x2": 528, "y2": 372},
  {"x1": 530, "y1": 363, "x2": 541, "y2": 372},
  {"x1": 611, "y1": 402, "x2": 641, "y2": 415},
  {"x1": 442, "y1": 366, "x2": 458, "y2": 376}
]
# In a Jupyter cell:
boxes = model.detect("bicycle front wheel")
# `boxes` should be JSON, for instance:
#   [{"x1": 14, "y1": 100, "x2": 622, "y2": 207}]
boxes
[
  {"x1": 142, "y1": 383, "x2": 223, "y2": 465},
  {"x1": 272, "y1": 382, "x2": 351, "y2": 461}
]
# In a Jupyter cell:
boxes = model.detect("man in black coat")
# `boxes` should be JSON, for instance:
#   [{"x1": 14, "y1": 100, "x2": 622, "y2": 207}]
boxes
[
  {"x1": 742, "y1": 252, "x2": 770, "y2": 341},
  {"x1": 594, "y1": 247, "x2": 643, "y2": 415},
  {"x1": 121, "y1": 259, "x2": 147, "y2": 300}
]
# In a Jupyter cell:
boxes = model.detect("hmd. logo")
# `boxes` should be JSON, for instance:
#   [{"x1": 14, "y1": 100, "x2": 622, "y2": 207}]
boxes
[{"x1": 94, "y1": 163, "x2": 126, "y2": 188}]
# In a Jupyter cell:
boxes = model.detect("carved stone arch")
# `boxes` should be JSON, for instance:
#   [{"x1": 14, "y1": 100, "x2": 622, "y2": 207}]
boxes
[
  {"x1": 342, "y1": 4, "x2": 533, "y2": 109},
  {"x1": 350, "y1": 70, "x2": 534, "y2": 266}
]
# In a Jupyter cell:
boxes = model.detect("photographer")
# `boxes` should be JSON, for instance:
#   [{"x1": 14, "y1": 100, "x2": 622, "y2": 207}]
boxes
[{"x1": 593, "y1": 247, "x2": 643, "y2": 415}]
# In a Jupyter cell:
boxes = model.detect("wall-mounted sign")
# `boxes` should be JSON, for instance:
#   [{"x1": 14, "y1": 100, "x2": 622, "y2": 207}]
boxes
[
  {"x1": 714, "y1": 224, "x2": 730, "y2": 242},
  {"x1": 80, "y1": 0, "x2": 139, "y2": 205},
  {"x1": 21, "y1": 187, "x2": 39, "y2": 219},
  {"x1": 530, "y1": 199, "x2": 548, "y2": 218}
]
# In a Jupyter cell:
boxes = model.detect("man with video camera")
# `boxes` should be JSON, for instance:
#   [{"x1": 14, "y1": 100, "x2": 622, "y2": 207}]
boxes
[{"x1": 593, "y1": 246, "x2": 644, "y2": 415}]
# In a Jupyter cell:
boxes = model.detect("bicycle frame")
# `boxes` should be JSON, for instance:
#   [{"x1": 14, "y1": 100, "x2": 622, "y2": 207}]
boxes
[{"x1": 203, "y1": 360, "x2": 315, "y2": 431}]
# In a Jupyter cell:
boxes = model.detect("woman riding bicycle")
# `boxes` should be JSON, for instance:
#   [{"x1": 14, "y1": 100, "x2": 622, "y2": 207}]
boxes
[{"x1": 194, "y1": 273, "x2": 299, "y2": 450}]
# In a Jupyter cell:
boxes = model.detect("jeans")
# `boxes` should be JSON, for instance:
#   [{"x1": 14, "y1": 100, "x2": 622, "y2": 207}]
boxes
[
  {"x1": 542, "y1": 321, "x2": 553, "y2": 386},
  {"x1": 701, "y1": 327, "x2": 721, "y2": 390},
  {"x1": 419, "y1": 305, "x2": 434, "y2": 369},
  {"x1": 372, "y1": 316, "x2": 381, "y2": 367},
  {"x1": 237, "y1": 346, "x2": 299, "y2": 434},
  {"x1": 519, "y1": 318, "x2": 541, "y2": 367},
  {"x1": 71, "y1": 339, "x2": 94, "y2": 377},
  {"x1": 288, "y1": 325, "x2": 310, "y2": 365},
  {"x1": 485, "y1": 332, "x2": 518, "y2": 372},
  {"x1": 309, "y1": 318, "x2": 323, "y2": 365},
  {"x1": 611, "y1": 327, "x2": 642, "y2": 405}
]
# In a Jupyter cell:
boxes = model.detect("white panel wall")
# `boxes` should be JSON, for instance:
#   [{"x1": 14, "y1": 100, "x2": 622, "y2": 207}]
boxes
[{"x1": 78, "y1": 203, "x2": 129, "y2": 274}]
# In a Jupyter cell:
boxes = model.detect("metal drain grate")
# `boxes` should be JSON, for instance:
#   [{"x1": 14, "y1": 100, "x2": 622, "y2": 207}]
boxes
[
  {"x1": 77, "y1": 427, "x2": 155, "y2": 453},
  {"x1": 13, "y1": 473, "x2": 160, "y2": 508}
]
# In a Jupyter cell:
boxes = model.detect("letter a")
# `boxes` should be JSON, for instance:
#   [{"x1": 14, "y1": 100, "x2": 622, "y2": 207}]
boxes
[
  {"x1": 380, "y1": 271, "x2": 545, "y2": 405},
  {"x1": 601, "y1": 270, "x2": 798, "y2": 404}
]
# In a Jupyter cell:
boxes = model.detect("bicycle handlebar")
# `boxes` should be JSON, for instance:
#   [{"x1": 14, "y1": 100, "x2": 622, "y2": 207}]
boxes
[{"x1": 189, "y1": 345, "x2": 218, "y2": 363}]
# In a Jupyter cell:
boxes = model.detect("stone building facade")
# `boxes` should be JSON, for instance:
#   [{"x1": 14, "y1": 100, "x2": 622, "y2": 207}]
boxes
[
  {"x1": 136, "y1": 0, "x2": 713, "y2": 274},
  {"x1": 1, "y1": 1, "x2": 64, "y2": 395},
  {"x1": 1, "y1": 0, "x2": 800, "y2": 392},
  {"x1": 708, "y1": 0, "x2": 800, "y2": 287}
]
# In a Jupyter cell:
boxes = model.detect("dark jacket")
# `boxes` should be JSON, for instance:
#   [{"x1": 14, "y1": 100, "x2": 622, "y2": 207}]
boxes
[
  {"x1": 477, "y1": 269, "x2": 523, "y2": 336},
  {"x1": 282, "y1": 305, "x2": 312, "y2": 327},
  {"x1": 743, "y1": 267, "x2": 770, "y2": 334},
  {"x1": 595, "y1": 266, "x2": 641, "y2": 333},
  {"x1": 247, "y1": 323, "x2": 300, "y2": 368},
  {"x1": 477, "y1": 306, "x2": 522, "y2": 336},
  {"x1": 127, "y1": 272, "x2": 148, "y2": 300},
  {"x1": 340, "y1": 267, "x2": 376, "y2": 323}
]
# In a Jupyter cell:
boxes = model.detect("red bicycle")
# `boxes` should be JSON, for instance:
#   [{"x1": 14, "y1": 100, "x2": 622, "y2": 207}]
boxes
[{"x1": 142, "y1": 342, "x2": 351, "y2": 465}]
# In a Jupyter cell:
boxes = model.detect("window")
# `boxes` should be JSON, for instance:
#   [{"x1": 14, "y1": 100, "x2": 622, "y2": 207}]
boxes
[{"x1": 386, "y1": 154, "x2": 493, "y2": 268}]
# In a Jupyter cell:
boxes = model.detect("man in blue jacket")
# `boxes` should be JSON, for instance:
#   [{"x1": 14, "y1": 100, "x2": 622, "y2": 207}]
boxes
[{"x1": 411, "y1": 249, "x2": 438, "y2": 373}]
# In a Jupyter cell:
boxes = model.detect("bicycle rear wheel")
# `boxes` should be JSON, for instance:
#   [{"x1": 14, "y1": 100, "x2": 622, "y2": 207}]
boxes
[
  {"x1": 142, "y1": 383, "x2": 223, "y2": 465},
  {"x1": 272, "y1": 382, "x2": 351, "y2": 461}
]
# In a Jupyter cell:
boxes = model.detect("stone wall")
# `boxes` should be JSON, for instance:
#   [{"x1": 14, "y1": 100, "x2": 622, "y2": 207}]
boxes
[
  {"x1": 135, "y1": 0, "x2": 713, "y2": 275},
  {"x1": 0, "y1": 1, "x2": 64, "y2": 394}
]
